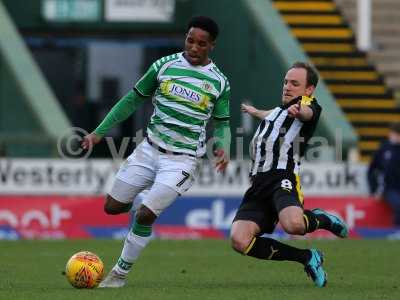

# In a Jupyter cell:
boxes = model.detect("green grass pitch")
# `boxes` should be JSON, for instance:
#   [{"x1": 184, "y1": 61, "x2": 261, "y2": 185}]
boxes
[{"x1": 0, "y1": 239, "x2": 399, "y2": 300}]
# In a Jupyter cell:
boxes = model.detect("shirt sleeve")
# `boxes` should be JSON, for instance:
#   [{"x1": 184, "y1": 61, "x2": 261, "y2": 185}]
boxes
[
  {"x1": 310, "y1": 101, "x2": 322, "y2": 124},
  {"x1": 134, "y1": 63, "x2": 159, "y2": 97},
  {"x1": 93, "y1": 90, "x2": 146, "y2": 137},
  {"x1": 213, "y1": 119, "x2": 231, "y2": 154},
  {"x1": 301, "y1": 96, "x2": 321, "y2": 123},
  {"x1": 212, "y1": 80, "x2": 230, "y2": 119}
]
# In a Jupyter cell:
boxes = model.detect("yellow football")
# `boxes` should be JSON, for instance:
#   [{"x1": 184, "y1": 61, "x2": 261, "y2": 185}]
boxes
[{"x1": 64, "y1": 251, "x2": 104, "y2": 288}]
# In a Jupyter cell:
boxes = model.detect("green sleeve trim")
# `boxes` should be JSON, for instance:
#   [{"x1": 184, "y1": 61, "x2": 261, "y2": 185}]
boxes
[
  {"x1": 213, "y1": 119, "x2": 231, "y2": 154},
  {"x1": 94, "y1": 90, "x2": 146, "y2": 137}
]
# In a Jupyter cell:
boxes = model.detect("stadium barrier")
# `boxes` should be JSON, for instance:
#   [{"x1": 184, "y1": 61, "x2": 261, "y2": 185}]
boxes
[
  {"x1": 2, "y1": 159, "x2": 397, "y2": 240},
  {"x1": 0, "y1": 195, "x2": 395, "y2": 240},
  {"x1": 0, "y1": 159, "x2": 369, "y2": 196}
]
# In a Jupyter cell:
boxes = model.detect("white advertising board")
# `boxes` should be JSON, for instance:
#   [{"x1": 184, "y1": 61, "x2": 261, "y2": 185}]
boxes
[
  {"x1": 105, "y1": 0, "x2": 175, "y2": 22},
  {"x1": 0, "y1": 159, "x2": 369, "y2": 196},
  {"x1": 42, "y1": 0, "x2": 101, "y2": 22}
]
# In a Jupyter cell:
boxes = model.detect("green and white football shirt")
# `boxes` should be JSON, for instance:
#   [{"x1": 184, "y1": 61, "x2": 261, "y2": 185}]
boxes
[{"x1": 135, "y1": 52, "x2": 230, "y2": 157}]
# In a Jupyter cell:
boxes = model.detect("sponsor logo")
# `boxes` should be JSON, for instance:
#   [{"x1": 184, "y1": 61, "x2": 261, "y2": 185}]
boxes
[
  {"x1": 300, "y1": 96, "x2": 313, "y2": 106},
  {"x1": 0, "y1": 159, "x2": 369, "y2": 196},
  {"x1": 161, "y1": 80, "x2": 210, "y2": 108},
  {"x1": 185, "y1": 200, "x2": 236, "y2": 230},
  {"x1": 0, "y1": 196, "x2": 130, "y2": 239},
  {"x1": 170, "y1": 83, "x2": 201, "y2": 102},
  {"x1": 0, "y1": 204, "x2": 71, "y2": 229},
  {"x1": 0, "y1": 159, "x2": 116, "y2": 194}
]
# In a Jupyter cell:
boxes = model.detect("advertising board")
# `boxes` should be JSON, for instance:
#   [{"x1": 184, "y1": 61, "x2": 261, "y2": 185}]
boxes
[
  {"x1": 0, "y1": 159, "x2": 370, "y2": 196},
  {"x1": 0, "y1": 195, "x2": 395, "y2": 240}
]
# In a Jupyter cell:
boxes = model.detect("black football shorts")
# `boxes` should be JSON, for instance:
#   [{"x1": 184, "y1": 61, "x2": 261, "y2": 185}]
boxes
[{"x1": 233, "y1": 170, "x2": 304, "y2": 234}]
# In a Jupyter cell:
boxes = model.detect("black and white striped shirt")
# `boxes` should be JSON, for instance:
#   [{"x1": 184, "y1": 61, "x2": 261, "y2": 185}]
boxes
[{"x1": 250, "y1": 96, "x2": 321, "y2": 176}]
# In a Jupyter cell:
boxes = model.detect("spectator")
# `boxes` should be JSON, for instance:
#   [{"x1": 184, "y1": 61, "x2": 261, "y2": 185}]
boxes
[{"x1": 368, "y1": 122, "x2": 400, "y2": 226}]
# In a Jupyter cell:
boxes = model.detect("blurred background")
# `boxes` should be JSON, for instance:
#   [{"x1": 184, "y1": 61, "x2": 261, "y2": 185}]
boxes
[{"x1": 1, "y1": 0, "x2": 399, "y2": 240}]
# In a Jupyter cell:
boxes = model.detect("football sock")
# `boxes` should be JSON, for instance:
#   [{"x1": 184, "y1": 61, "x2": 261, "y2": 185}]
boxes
[
  {"x1": 303, "y1": 209, "x2": 331, "y2": 233},
  {"x1": 114, "y1": 220, "x2": 152, "y2": 275},
  {"x1": 303, "y1": 210, "x2": 319, "y2": 233},
  {"x1": 245, "y1": 237, "x2": 311, "y2": 265}
]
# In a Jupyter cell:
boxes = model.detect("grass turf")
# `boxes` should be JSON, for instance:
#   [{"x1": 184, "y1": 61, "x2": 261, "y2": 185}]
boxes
[{"x1": 0, "y1": 239, "x2": 399, "y2": 300}]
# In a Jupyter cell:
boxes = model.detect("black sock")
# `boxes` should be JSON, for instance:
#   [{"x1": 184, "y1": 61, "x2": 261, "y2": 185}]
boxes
[
  {"x1": 246, "y1": 237, "x2": 311, "y2": 264},
  {"x1": 303, "y1": 209, "x2": 331, "y2": 232},
  {"x1": 303, "y1": 210, "x2": 319, "y2": 233}
]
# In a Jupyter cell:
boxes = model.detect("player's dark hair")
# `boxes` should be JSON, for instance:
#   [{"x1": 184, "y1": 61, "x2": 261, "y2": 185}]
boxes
[
  {"x1": 290, "y1": 61, "x2": 319, "y2": 87},
  {"x1": 187, "y1": 16, "x2": 219, "y2": 41}
]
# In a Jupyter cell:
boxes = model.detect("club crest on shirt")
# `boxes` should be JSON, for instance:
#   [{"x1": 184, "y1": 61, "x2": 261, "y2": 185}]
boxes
[{"x1": 201, "y1": 80, "x2": 214, "y2": 93}]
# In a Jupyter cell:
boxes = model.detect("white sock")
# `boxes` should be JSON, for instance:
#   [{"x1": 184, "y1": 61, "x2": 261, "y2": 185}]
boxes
[{"x1": 113, "y1": 231, "x2": 152, "y2": 275}]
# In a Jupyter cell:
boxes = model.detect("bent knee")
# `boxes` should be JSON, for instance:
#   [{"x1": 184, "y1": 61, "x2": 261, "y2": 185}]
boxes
[
  {"x1": 104, "y1": 195, "x2": 129, "y2": 215},
  {"x1": 281, "y1": 220, "x2": 305, "y2": 235},
  {"x1": 230, "y1": 234, "x2": 254, "y2": 254},
  {"x1": 135, "y1": 205, "x2": 157, "y2": 225},
  {"x1": 230, "y1": 220, "x2": 259, "y2": 254}
]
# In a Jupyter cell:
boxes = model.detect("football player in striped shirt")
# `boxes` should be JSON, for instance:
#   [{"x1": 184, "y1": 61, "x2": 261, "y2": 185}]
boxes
[
  {"x1": 231, "y1": 62, "x2": 348, "y2": 288},
  {"x1": 82, "y1": 16, "x2": 231, "y2": 288}
]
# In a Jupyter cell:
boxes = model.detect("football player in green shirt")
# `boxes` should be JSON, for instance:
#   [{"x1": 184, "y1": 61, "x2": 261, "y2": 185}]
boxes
[{"x1": 82, "y1": 16, "x2": 231, "y2": 288}]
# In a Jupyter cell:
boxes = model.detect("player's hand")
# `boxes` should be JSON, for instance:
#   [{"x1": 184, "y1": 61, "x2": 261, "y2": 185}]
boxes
[
  {"x1": 287, "y1": 102, "x2": 301, "y2": 118},
  {"x1": 214, "y1": 149, "x2": 229, "y2": 173},
  {"x1": 81, "y1": 132, "x2": 102, "y2": 150},
  {"x1": 241, "y1": 103, "x2": 258, "y2": 116}
]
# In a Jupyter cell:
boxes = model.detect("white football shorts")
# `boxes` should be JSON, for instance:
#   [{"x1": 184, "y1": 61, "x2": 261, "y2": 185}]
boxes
[{"x1": 109, "y1": 139, "x2": 199, "y2": 216}]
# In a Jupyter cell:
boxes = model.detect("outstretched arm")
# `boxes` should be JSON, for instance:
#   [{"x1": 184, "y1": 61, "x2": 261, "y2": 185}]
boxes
[
  {"x1": 241, "y1": 103, "x2": 273, "y2": 120},
  {"x1": 212, "y1": 118, "x2": 231, "y2": 172},
  {"x1": 287, "y1": 103, "x2": 314, "y2": 121},
  {"x1": 82, "y1": 89, "x2": 146, "y2": 149}
]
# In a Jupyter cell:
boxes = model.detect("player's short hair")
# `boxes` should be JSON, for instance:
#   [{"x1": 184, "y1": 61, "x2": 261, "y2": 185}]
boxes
[
  {"x1": 390, "y1": 122, "x2": 400, "y2": 134},
  {"x1": 290, "y1": 61, "x2": 319, "y2": 87},
  {"x1": 187, "y1": 16, "x2": 219, "y2": 41}
]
